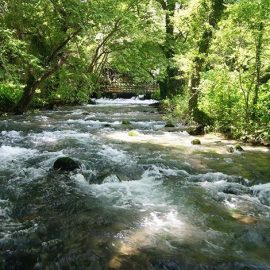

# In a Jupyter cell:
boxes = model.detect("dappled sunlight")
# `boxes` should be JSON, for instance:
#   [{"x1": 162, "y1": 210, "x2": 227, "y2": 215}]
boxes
[
  {"x1": 231, "y1": 212, "x2": 258, "y2": 225},
  {"x1": 104, "y1": 131, "x2": 270, "y2": 155},
  {"x1": 109, "y1": 210, "x2": 199, "y2": 269}
]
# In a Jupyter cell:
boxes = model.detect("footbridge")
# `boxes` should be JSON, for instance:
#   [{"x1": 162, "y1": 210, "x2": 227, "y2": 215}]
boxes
[{"x1": 101, "y1": 82, "x2": 158, "y2": 98}]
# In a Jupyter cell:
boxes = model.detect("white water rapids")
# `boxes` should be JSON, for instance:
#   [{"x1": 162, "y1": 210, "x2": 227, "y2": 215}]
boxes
[{"x1": 0, "y1": 98, "x2": 269, "y2": 270}]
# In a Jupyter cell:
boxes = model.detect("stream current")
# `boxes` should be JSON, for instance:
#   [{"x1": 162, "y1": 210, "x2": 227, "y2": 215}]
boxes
[{"x1": 0, "y1": 98, "x2": 270, "y2": 270}]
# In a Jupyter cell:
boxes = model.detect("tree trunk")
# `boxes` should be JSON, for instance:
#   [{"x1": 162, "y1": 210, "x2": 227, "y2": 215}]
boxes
[
  {"x1": 252, "y1": 22, "x2": 264, "y2": 119},
  {"x1": 12, "y1": 29, "x2": 80, "y2": 114},
  {"x1": 189, "y1": 57, "x2": 203, "y2": 114},
  {"x1": 12, "y1": 58, "x2": 66, "y2": 114},
  {"x1": 13, "y1": 74, "x2": 37, "y2": 114},
  {"x1": 189, "y1": 0, "x2": 225, "y2": 116},
  {"x1": 158, "y1": 0, "x2": 183, "y2": 99}
]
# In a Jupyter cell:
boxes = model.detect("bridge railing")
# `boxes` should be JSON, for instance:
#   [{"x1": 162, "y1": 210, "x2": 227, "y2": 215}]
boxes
[{"x1": 102, "y1": 82, "x2": 158, "y2": 94}]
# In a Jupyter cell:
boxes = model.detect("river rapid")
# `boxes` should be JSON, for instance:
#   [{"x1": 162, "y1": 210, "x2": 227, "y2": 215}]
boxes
[{"x1": 0, "y1": 98, "x2": 270, "y2": 270}]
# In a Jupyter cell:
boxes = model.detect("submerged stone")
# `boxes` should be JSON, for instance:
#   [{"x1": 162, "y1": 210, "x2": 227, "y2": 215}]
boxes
[
  {"x1": 53, "y1": 157, "x2": 80, "y2": 172},
  {"x1": 191, "y1": 139, "x2": 201, "y2": 145},
  {"x1": 102, "y1": 174, "x2": 121, "y2": 184},
  {"x1": 231, "y1": 213, "x2": 257, "y2": 224},
  {"x1": 222, "y1": 183, "x2": 250, "y2": 195}
]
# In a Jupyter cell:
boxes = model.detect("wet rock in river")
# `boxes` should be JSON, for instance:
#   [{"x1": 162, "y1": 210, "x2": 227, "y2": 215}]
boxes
[
  {"x1": 227, "y1": 146, "x2": 234, "y2": 153},
  {"x1": 128, "y1": 130, "x2": 140, "y2": 136},
  {"x1": 165, "y1": 121, "x2": 175, "y2": 128},
  {"x1": 103, "y1": 124, "x2": 111, "y2": 128},
  {"x1": 122, "y1": 120, "x2": 131, "y2": 125},
  {"x1": 252, "y1": 183, "x2": 270, "y2": 206},
  {"x1": 4, "y1": 249, "x2": 38, "y2": 270},
  {"x1": 102, "y1": 174, "x2": 121, "y2": 183},
  {"x1": 222, "y1": 183, "x2": 250, "y2": 195},
  {"x1": 235, "y1": 144, "x2": 244, "y2": 151},
  {"x1": 88, "y1": 99, "x2": 96, "y2": 105},
  {"x1": 187, "y1": 124, "x2": 205, "y2": 135},
  {"x1": 191, "y1": 139, "x2": 201, "y2": 145},
  {"x1": 53, "y1": 157, "x2": 80, "y2": 172}
]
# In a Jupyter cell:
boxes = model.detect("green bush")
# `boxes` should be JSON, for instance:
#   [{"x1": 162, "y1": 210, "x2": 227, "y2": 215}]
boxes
[
  {"x1": 0, "y1": 83, "x2": 23, "y2": 111},
  {"x1": 198, "y1": 69, "x2": 270, "y2": 142}
]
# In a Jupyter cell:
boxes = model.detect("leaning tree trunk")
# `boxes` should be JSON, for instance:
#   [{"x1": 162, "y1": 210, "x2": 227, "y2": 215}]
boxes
[
  {"x1": 13, "y1": 58, "x2": 66, "y2": 114},
  {"x1": 189, "y1": 0, "x2": 225, "y2": 117},
  {"x1": 13, "y1": 74, "x2": 38, "y2": 115},
  {"x1": 12, "y1": 29, "x2": 80, "y2": 114}
]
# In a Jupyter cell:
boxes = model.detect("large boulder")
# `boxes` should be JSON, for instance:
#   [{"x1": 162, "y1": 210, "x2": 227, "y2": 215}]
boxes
[{"x1": 53, "y1": 157, "x2": 80, "y2": 172}]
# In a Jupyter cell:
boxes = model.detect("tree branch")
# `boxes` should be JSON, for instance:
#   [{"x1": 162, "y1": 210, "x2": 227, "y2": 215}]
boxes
[
  {"x1": 88, "y1": 18, "x2": 122, "y2": 72},
  {"x1": 46, "y1": 28, "x2": 81, "y2": 65},
  {"x1": 156, "y1": 0, "x2": 167, "y2": 10}
]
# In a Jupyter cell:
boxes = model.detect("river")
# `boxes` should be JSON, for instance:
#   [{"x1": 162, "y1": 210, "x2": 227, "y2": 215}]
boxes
[{"x1": 0, "y1": 98, "x2": 270, "y2": 270}]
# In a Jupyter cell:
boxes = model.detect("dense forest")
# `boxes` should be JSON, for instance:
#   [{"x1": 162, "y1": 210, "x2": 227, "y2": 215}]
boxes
[{"x1": 0, "y1": 0, "x2": 270, "y2": 142}]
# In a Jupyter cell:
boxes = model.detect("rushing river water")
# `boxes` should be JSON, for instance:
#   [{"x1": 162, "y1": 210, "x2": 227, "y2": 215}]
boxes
[{"x1": 0, "y1": 98, "x2": 270, "y2": 270}]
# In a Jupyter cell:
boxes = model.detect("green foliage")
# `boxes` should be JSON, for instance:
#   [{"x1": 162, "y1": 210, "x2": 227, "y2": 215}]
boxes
[
  {"x1": 165, "y1": 0, "x2": 270, "y2": 143},
  {"x1": 162, "y1": 95, "x2": 191, "y2": 124},
  {"x1": 151, "y1": 89, "x2": 161, "y2": 100},
  {"x1": 199, "y1": 69, "x2": 242, "y2": 128},
  {"x1": 0, "y1": 0, "x2": 269, "y2": 144},
  {"x1": 0, "y1": 83, "x2": 23, "y2": 110}
]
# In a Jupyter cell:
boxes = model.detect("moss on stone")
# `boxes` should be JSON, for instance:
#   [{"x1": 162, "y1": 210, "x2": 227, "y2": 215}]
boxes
[
  {"x1": 122, "y1": 120, "x2": 131, "y2": 125},
  {"x1": 235, "y1": 144, "x2": 244, "y2": 151},
  {"x1": 191, "y1": 139, "x2": 201, "y2": 145},
  {"x1": 128, "y1": 130, "x2": 140, "y2": 137}
]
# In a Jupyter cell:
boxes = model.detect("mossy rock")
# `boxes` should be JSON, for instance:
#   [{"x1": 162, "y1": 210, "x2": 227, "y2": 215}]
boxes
[
  {"x1": 128, "y1": 130, "x2": 140, "y2": 137},
  {"x1": 122, "y1": 120, "x2": 131, "y2": 125},
  {"x1": 187, "y1": 125, "x2": 205, "y2": 135},
  {"x1": 53, "y1": 157, "x2": 80, "y2": 171},
  {"x1": 227, "y1": 146, "x2": 234, "y2": 153},
  {"x1": 165, "y1": 121, "x2": 175, "y2": 128},
  {"x1": 235, "y1": 144, "x2": 244, "y2": 151},
  {"x1": 191, "y1": 139, "x2": 201, "y2": 145},
  {"x1": 192, "y1": 109, "x2": 213, "y2": 126}
]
